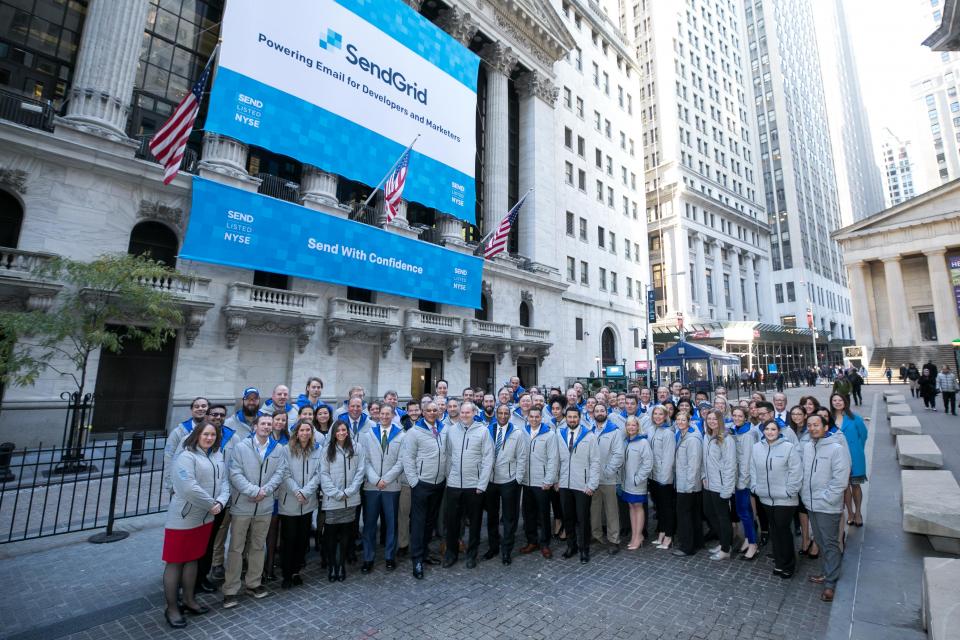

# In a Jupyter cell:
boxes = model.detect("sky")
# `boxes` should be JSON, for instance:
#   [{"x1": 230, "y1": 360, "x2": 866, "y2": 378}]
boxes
[{"x1": 843, "y1": 0, "x2": 943, "y2": 142}]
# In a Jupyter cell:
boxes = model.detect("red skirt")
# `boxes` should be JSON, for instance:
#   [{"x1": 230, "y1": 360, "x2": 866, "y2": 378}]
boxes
[{"x1": 162, "y1": 522, "x2": 214, "y2": 563}]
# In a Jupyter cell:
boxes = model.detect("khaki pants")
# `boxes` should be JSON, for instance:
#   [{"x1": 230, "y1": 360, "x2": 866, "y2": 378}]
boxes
[
  {"x1": 211, "y1": 509, "x2": 232, "y2": 567},
  {"x1": 222, "y1": 514, "x2": 271, "y2": 596},
  {"x1": 398, "y1": 484, "x2": 411, "y2": 549},
  {"x1": 590, "y1": 484, "x2": 620, "y2": 545}
]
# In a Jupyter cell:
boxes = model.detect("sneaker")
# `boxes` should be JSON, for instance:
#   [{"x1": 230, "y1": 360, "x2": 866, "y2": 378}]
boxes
[
  {"x1": 710, "y1": 550, "x2": 730, "y2": 561},
  {"x1": 245, "y1": 585, "x2": 269, "y2": 599},
  {"x1": 707, "y1": 544, "x2": 722, "y2": 554},
  {"x1": 222, "y1": 595, "x2": 240, "y2": 609},
  {"x1": 210, "y1": 566, "x2": 225, "y2": 581}
]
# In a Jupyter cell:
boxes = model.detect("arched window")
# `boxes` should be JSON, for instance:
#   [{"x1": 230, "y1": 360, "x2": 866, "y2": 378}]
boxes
[
  {"x1": 601, "y1": 327, "x2": 616, "y2": 367},
  {"x1": 0, "y1": 190, "x2": 24, "y2": 248},
  {"x1": 127, "y1": 221, "x2": 178, "y2": 267},
  {"x1": 519, "y1": 300, "x2": 531, "y2": 327},
  {"x1": 475, "y1": 293, "x2": 490, "y2": 321}
]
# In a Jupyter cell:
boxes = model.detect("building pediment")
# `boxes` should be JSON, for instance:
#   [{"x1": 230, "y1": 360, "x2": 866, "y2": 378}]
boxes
[
  {"x1": 466, "y1": 0, "x2": 575, "y2": 70},
  {"x1": 834, "y1": 178, "x2": 960, "y2": 241}
]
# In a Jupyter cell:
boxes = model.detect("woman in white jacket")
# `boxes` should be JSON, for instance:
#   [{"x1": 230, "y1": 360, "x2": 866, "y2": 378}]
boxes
[
  {"x1": 620, "y1": 416, "x2": 653, "y2": 550},
  {"x1": 278, "y1": 422, "x2": 323, "y2": 589},
  {"x1": 319, "y1": 422, "x2": 365, "y2": 582},
  {"x1": 162, "y1": 422, "x2": 229, "y2": 628},
  {"x1": 702, "y1": 410, "x2": 737, "y2": 561}
]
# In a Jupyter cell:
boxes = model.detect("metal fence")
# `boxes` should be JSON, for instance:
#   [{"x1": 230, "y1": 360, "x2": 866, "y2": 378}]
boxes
[{"x1": 0, "y1": 430, "x2": 169, "y2": 544}]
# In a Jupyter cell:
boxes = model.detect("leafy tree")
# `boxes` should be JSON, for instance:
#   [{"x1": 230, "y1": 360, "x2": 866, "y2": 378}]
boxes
[{"x1": 0, "y1": 253, "x2": 184, "y2": 402}]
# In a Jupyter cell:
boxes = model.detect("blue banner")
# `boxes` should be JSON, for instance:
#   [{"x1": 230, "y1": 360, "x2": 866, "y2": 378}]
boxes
[
  {"x1": 181, "y1": 178, "x2": 483, "y2": 309},
  {"x1": 206, "y1": 0, "x2": 479, "y2": 224}
]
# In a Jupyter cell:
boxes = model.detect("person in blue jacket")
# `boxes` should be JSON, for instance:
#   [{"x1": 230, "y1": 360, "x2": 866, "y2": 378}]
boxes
[
  {"x1": 830, "y1": 393, "x2": 867, "y2": 527},
  {"x1": 295, "y1": 376, "x2": 333, "y2": 415}
]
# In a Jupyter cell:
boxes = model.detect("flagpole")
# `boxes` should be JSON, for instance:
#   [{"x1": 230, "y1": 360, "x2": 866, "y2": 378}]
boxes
[
  {"x1": 363, "y1": 134, "x2": 420, "y2": 206},
  {"x1": 477, "y1": 188, "x2": 533, "y2": 247}
]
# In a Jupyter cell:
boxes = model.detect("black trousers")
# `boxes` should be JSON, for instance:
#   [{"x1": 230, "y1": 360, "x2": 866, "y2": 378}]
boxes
[
  {"x1": 522, "y1": 485, "x2": 552, "y2": 547},
  {"x1": 649, "y1": 480, "x2": 676, "y2": 537},
  {"x1": 443, "y1": 486, "x2": 485, "y2": 562},
  {"x1": 550, "y1": 489, "x2": 563, "y2": 524},
  {"x1": 279, "y1": 513, "x2": 313, "y2": 580},
  {"x1": 485, "y1": 480, "x2": 519, "y2": 556},
  {"x1": 753, "y1": 491, "x2": 769, "y2": 534},
  {"x1": 702, "y1": 491, "x2": 732, "y2": 553},
  {"x1": 851, "y1": 387, "x2": 862, "y2": 406},
  {"x1": 763, "y1": 504, "x2": 796, "y2": 573},
  {"x1": 196, "y1": 507, "x2": 227, "y2": 588},
  {"x1": 675, "y1": 491, "x2": 703, "y2": 554},
  {"x1": 409, "y1": 481, "x2": 444, "y2": 564},
  {"x1": 559, "y1": 488, "x2": 592, "y2": 553},
  {"x1": 944, "y1": 391, "x2": 957, "y2": 414},
  {"x1": 323, "y1": 521, "x2": 354, "y2": 569}
]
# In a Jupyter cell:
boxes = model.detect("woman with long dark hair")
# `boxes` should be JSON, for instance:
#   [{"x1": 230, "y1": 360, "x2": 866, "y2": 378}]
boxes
[
  {"x1": 161, "y1": 421, "x2": 228, "y2": 628},
  {"x1": 319, "y1": 422, "x2": 365, "y2": 581},
  {"x1": 830, "y1": 393, "x2": 868, "y2": 528},
  {"x1": 278, "y1": 422, "x2": 322, "y2": 588}
]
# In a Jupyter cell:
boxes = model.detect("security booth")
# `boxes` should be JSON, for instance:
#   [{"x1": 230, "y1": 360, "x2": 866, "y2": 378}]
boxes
[{"x1": 655, "y1": 341, "x2": 741, "y2": 394}]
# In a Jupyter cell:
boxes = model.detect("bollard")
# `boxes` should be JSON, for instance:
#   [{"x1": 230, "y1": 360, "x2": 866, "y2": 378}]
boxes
[
  {"x1": 0, "y1": 442, "x2": 15, "y2": 482},
  {"x1": 89, "y1": 429, "x2": 130, "y2": 544},
  {"x1": 123, "y1": 431, "x2": 146, "y2": 467}
]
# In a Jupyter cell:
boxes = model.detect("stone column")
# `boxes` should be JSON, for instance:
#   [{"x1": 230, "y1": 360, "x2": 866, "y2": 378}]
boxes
[
  {"x1": 755, "y1": 256, "x2": 772, "y2": 322},
  {"x1": 480, "y1": 42, "x2": 517, "y2": 237},
  {"x1": 744, "y1": 252, "x2": 758, "y2": 319},
  {"x1": 438, "y1": 213, "x2": 465, "y2": 244},
  {"x1": 437, "y1": 6, "x2": 478, "y2": 46},
  {"x1": 847, "y1": 260, "x2": 876, "y2": 348},
  {"x1": 517, "y1": 70, "x2": 559, "y2": 269},
  {"x1": 882, "y1": 256, "x2": 913, "y2": 347},
  {"x1": 691, "y1": 233, "x2": 707, "y2": 313},
  {"x1": 925, "y1": 249, "x2": 960, "y2": 341},
  {"x1": 197, "y1": 132, "x2": 260, "y2": 192},
  {"x1": 729, "y1": 248, "x2": 744, "y2": 319},
  {"x1": 711, "y1": 240, "x2": 725, "y2": 316},
  {"x1": 59, "y1": 0, "x2": 150, "y2": 142},
  {"x1": 300, "y1": 166, "x2": 348, "y2": 216}
]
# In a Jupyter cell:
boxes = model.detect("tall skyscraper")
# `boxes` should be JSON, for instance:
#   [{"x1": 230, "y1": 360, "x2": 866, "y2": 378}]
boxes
[
  {"x1": 624, "y1": 0, "x2": 773, "y2": 328},
  {"x1": 814, "y1": 0, "x2": 886, "y2": 225},
  {"x1": 879, "y1": 130, "x2": 918, "y2": 207},
  {"x1": 744, "y1": 0, "x2": 854, "y2": 341}
]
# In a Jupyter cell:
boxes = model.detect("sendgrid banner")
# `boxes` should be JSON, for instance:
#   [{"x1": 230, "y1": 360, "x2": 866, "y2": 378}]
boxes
[
  {"x1": 181, "y1": 178, "x2": 483, "y2": 309},
  {"x1": 206, "y1": 0, "x2": 479, "y2": 224}
]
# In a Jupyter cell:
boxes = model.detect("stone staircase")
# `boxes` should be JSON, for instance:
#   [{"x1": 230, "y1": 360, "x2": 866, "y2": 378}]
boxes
[{"x1": 868, "y1": 345, "x2": 956, "y2": 380}]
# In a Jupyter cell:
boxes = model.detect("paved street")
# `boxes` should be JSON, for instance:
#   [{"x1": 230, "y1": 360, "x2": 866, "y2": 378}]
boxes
[{"x1": 0, "y1": 385, "x2": 938, "y2": 640}]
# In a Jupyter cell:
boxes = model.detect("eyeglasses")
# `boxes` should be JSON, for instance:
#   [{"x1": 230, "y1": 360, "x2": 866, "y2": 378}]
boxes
[{"x1": 208, "y1": 413, "x2": 227, "y2": 418}]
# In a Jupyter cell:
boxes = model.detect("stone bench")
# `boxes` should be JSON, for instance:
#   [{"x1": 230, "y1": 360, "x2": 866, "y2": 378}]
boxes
[
  {"x1": 887, "y1": 402, "x2": 912, "y2": 418},
  {"x1": 890, "y1": 415, "x2": 922, "y2": 436},
  {"x1": 922, "y1": 557, "x2": 960, "y2": 640},
  {"x1": 884, "y1": 393, "x2": 906, "y2": 404},
  {"x1": 896, "y1": 435, "x2": 943, "y2": 468},
  {"x1": 902, "y1": 470, "x2": 960, "y2": 554}
]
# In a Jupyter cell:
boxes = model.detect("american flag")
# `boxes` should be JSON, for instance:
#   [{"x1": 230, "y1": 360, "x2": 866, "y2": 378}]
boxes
[
  {"x1": 484, "y1": 192, "x2": 529, "y2": 259},
  {"x1": 149, "y1": 48, "x2": 217, "y2": 184},
  {"x1": 383, "y1": 149, "x2": 409, "y2": 223}
]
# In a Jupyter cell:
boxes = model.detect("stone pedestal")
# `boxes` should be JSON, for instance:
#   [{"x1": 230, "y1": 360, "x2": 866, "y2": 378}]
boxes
[
  {"x1": 884, "y1": 394, "x2": 907, "y2": 404},
  {"x1": 896, "y1": 435, "x2": 943, "y2": 468},
  {"x1": 890, "y1": 415, "x2": 922, "y2": 435},
  {"x1": 57, "y1": 0, "x2": 150, "y2": 146},
  {"x1": 901, "y1": 470, "x2": 960, "y2": 549},
  {"x1": 197, "y1": 133, "x2": 260, "y2": 192},
  {"x1": 923, "y1": 557, "x2": 960, "y2": 639},
  {"x1": 886, "y1": 403, "x2": 912, "y2": 418}
]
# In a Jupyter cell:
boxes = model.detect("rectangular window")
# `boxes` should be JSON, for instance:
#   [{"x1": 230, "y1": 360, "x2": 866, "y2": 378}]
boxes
[
  {"x1": 596, "y1": 180, "x2": 604, "y2": 201},
  {"x1": 599, "y1": 267, "x2": 607, "y2": 290},
  {"x1": 577, "y1": 136, "x2": 585, "y2": 157},
  {"x1": 579, "y1": 217, "x2": 588, "y2": 240},
  {"x1": 786, "y1": 281, "x2": 796, "y2": 302},
  {"x1": 595, "y1": 148, "x2": 603, "y2": 168},
  {"x1": 580, "y1": 261, "x2": 589, "y2": 285},
  {"x1": 564, "y1": 127, "x2": 573, "y2": 148},
  {"x1": 565, "y1": 161, "x2": 574, "y2": 184},
  {"x1": 576, "y1": 316, "x2": 583, "y2": 340},
  {"x1": 609, "y1": 231, "x2": 616, "y2": 253},
  {"x1": 775, "y1": 283, "x2": 783, "y2": 304},
  {"x1": 566, "y1": 256, "x2": 576, "y2": 281},
  {"x1": 598, "y1": 226, "x2": 606, "y2": 248},
  {"x1": 578, "y1": 169, "x2": 586, "y2": 190},
  {"x1": 594, "y1": 111, "x2": 602, "y2": 130},
  {"x1": 624, "y1": 238, "x2": 631, "y2": 259},
  {"x1": 566, "y1": 211, "x2": 575, "y2": 236},
  {"x1": 723, "y1": 274, "x2": 731, "y2": 307},
  {"x1": 564, "y1": 86, "x2": 572, "y2": 109},
  {"x1": 690, "y1": 264, "x2": 697, "y2": 301},
  {"x1": 576, "y1": 97, "x2": 584, "y2": 118},
  {"x1": 610, "y1": 271, "x2": 618, "y2": 294},
  {"x1": 626, "y1": 277, "x2": 633, "y2": 298},
  {"x1": 706, "y1": 268, "x2": 714, "y2": 304}
]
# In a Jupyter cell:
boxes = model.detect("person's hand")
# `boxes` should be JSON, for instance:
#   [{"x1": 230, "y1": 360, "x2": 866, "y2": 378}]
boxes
[
  {"x1": 296, "y1": 491, "x2": 307, "y2": 505},
  {"x1": 377, "y1": 479, "x2": 387, "y2": 490},
  {"x1": 585, "y1": 489, "x2": 594, "y2": 496},
  {"x1": 476, "y1": 489, "x2": 483, "y2": 494},
  {"x1": 542, "y1": 484, "x2": 552, "y2": 491},
  {"x1": 209, "y1": 502, "x2": 222, "y2": 515}
]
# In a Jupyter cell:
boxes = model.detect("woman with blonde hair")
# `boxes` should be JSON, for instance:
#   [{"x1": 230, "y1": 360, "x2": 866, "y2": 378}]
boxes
[
  {"x1": 702, "y1": 410, "x2": 737, "y2": 561},
  {"x1": 620, "y1": 416, "x2": 654, "y2": 550}
]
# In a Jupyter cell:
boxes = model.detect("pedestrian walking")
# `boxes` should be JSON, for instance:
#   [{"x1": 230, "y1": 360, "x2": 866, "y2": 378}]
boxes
[{"x1": 937, "y1": 365, "x2": 959, "y2": 415}]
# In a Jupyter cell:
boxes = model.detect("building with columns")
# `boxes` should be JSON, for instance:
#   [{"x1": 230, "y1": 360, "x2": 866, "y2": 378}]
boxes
[
  {"x1": 0, "y1": 0, "x2": 651, "y2": 446},
  {"x1": 833, "y1": 178, "x2": 960, "y2": 374},
  {"x1": 744, "y1": 0, "x2": 855, "y2": 345}
]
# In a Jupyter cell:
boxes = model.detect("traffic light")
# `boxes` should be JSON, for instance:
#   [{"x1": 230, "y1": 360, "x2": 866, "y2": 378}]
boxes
[{"x1": 641, "y1": 338, "x2": 647, "y2": 349}]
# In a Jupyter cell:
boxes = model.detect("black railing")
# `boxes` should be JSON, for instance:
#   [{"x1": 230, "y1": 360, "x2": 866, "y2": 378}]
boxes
[
  {"x1": 0, "y1": 88, "x2": 56, "y2": 131},
  {"x1": 349, "y1": 202, "x2": 378, "y2": 226},
  {"x1": 0, "y1": 430, "x2": 169, "y2": 543},
  {"x1": 256, "y1": 173, "x2": 301, "y2": 202},
  {"x1": 134, "y1": 136, "x2": 200, "y2": 174}
]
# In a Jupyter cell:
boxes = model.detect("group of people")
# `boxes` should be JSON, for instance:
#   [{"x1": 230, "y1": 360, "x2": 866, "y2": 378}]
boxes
[
  {"x1": 159, "y1": 376, "x2": 868, "y2": 629},
  {"x1": 897, "y1": 361, "x2": 960, "y2": 415}
]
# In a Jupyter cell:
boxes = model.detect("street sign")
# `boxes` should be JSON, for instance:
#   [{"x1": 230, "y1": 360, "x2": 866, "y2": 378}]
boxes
[{"x1": 647, "y1": 289, "x2": 656, "y2": 323}]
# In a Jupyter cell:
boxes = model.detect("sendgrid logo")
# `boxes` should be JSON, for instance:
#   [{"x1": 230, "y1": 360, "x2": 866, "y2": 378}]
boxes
[
  {"x1": 319, "y1": 29, "x2": 428, "y2": 105},
  {"x1": 318, "y1": 28, "x2": 342, "y2": 49}
]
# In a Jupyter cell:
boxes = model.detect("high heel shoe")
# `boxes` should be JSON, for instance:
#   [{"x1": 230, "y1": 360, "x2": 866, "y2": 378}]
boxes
[
  {"x1": 328, "y1": 566, "x2": 336, "y2": 583},
  {"x1": 180, "y1": 603, "x2": 209, "y2": 615},
  {"x1": 337, "y1": 565, "x2": 346, "y2": 582},
  {"x1": 164, "y1": 610, "x2": 187, "y2": 629},
  {"x1": 799, "y1": 543, "x2": 811, "y2": 556}
]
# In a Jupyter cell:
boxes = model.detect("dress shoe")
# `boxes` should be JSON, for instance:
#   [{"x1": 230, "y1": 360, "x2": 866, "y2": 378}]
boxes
[
  {"x1": 541, "y1": 547, "x2": 553, "y2": 559},
  {"x1": 361, "y1": 561, "x2": 373, "y2": 574},
  {"x1": 562, "y1": 546, "x2": 578, "y2": 559},
  {"x1": 412, "y1": 562, "x2": 424, "y2": 580},
  {"x1": 483, "y1": 549, "x2": 499, "y2": 560},
  {"x1": 580, "y1": 552, "x2": 590, "y2": 564},
  {"x1": 385, "y1": 559, "x2": 396, "y2": 571},
  {"x1": 198, "y1": 579, "x2": 217, "y2": 593},
  {"x1": 671, "y1": 549, "x2": 690, "y2": 557},
  {"x1": 520, "y1": 543, "x2": 538, "y2": 554},
  {"x1": 808, "y1": 574, "x2": 825, "y2": 584},
  {"x1": 328, "y1": 566, "x2": 337, "y2": 582},
  {"x1": 465, "y1": 558, "x2": 477, "y2": 569},
  {"x1": 292, "y1": 574, "x2": 302, "y2": 586},
  {"x1": 502, "y1": 555, "x2": 512, "y2": 565},
  {"x1": 442, "y1": 557, "x2": 457, "y2": 568},
  {"x1": 820, "y1": 588, "x2": 835, "y2": 602},
  {"x1": 425, "y1": 554, "x2": 442, "y2": 566},
  {"x1": 181, "y1": 603, "x2": 209, "y2": 615},
  {"x1": 164, "y1": 610, "x2": 187, "y2": 629},
  {"x1": 778, "y1": 571, "x2": 794, "y2": 579},
  {"x1": 607, "y1": 545, "x2": 620, "y2": 555},
  {"x1": 337, "y1": 565, "x2": 346, "y2": 582}
]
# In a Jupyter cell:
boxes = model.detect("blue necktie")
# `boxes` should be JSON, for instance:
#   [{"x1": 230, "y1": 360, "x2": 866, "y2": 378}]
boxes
[{"x1": 495, "y1": 427, "x2": 504, "y2": 457}]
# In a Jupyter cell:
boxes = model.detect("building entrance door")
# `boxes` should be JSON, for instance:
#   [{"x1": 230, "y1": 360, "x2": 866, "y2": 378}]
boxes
[
  {"x1": 919, "y1": 311, "x2": 938, "y2": 342},
  {"x1": 470, "y1": 355, "x2": 495, "y2": 393},
  {"x1": 411, "y1": 350, "x2": 443, "y2": 399}
]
